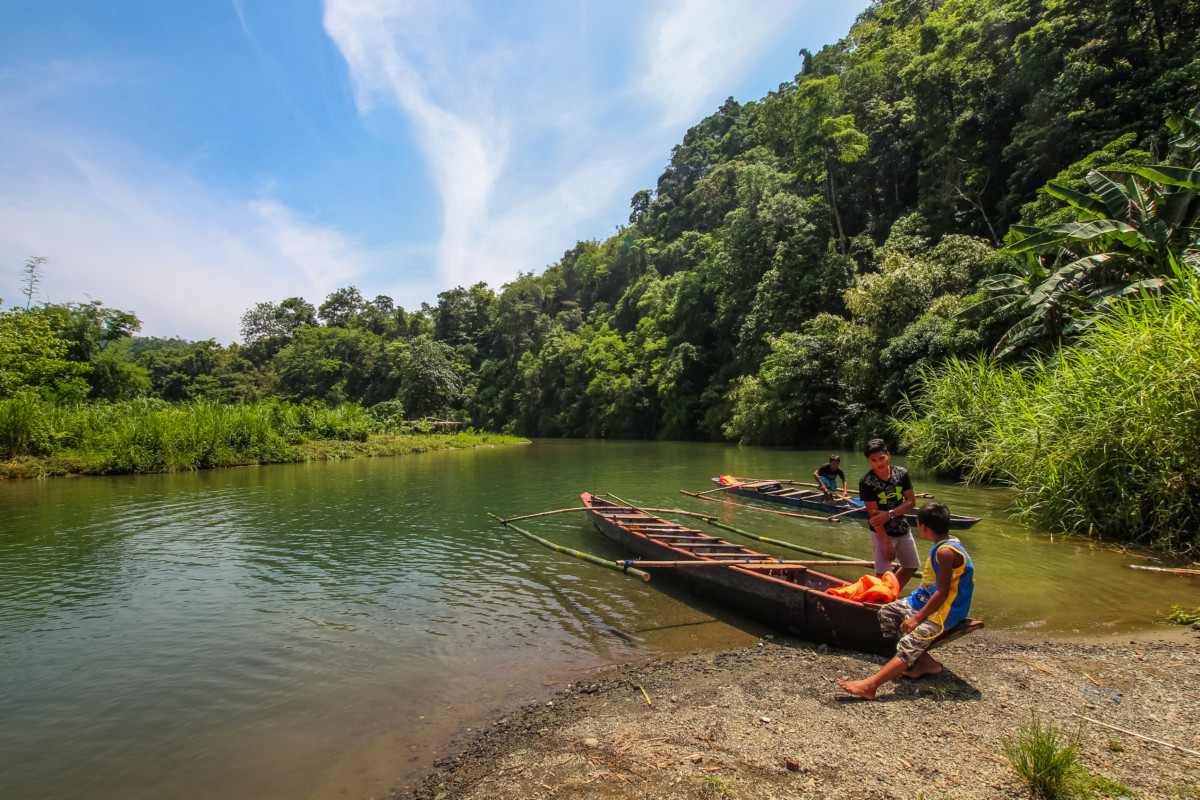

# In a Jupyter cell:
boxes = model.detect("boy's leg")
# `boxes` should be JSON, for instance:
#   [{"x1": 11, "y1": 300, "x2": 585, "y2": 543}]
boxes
[
  {"x1": 837, "y1": 657, "x2": 908, "y2": 700},
  {"x1": 901, "y1": 651, "x2": 943, "y2": 679},
  {"x1": 890, "y1": 532, "x2": 920, "y2": 590},
  {"x1": 878, "y1": 598, "x2": 911, "y2": 640},
  {"x1": 871, "y1": 530, "x2": 896, "y2": 578},
  {"x1": 839, "y1": 617, "x2": 944, "y2": 699}
]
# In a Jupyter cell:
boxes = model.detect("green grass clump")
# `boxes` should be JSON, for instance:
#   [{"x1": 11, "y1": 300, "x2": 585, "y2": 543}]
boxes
[
  {"x1": 895, "y1": 275, "x2": 1200, "y2": 553},
  {"x1": 697, "y1": 774, "x2": 737, "y2": 799},
  {"x1": 1163, "y1": 605, "x2": 1200, "y2": 626},
  {"x1": 1003, "y1": 714, "x2": 1134, "y2": 799},
  {"x1": 1003, "y1": 714, "x2": 1087, "y2": 799}
]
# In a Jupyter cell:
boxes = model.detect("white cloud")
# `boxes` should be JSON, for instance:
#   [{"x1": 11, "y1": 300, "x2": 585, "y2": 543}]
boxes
[{"x1": 638, "y1": 0, "x2": 810, "y2": 127}]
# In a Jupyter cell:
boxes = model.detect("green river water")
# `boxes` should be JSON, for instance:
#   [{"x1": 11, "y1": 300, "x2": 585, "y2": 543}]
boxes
[{"x1": 1, "y1": 440, "x2": 1196, "y2": 799}]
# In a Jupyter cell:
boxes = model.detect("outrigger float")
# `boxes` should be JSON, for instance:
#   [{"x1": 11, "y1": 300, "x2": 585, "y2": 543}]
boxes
[{"x1": 702, "y1": 476, "x2": 982, "y2": 529}]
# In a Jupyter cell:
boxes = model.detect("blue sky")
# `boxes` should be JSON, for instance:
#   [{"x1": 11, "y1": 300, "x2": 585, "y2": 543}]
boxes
[{"x1": 0, "y1": 0, "x2": 865, "y2": 342}]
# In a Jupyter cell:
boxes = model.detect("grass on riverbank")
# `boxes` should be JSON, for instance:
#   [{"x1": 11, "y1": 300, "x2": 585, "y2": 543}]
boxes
[
  {"x1": 894, "y1": 275, "x2": 1200, "y2": 553},
  {"x1": 0, "y1": 397, "x2": 526, "y2": 478}
]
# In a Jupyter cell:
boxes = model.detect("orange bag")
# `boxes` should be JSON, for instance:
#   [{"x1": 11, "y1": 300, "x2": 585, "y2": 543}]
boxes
[{"x1": 824, "y1": 572, "x2": 900, "y2": 603}]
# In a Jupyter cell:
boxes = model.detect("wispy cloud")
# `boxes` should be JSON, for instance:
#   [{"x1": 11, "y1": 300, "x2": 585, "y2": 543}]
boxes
[
  {"x1": 638, "y1": 0, "x2": 808, "y2": 127},
  {"x1": 0, "y1": 66, "x2": 374, "y2": 340},
  {"x1": 0, "y1": 57, "x2": 404, "y2": 341},
  {"x1": 323, "y1": 0, "x2": 813, "y2": 290}
]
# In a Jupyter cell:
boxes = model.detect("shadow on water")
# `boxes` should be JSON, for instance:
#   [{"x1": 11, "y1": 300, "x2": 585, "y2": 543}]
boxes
[{"x1": 0, "y1": 439, "x2": 1196, "y2": 799}]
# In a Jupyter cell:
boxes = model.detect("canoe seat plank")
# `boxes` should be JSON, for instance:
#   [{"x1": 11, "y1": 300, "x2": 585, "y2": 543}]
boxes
[
  {"x1": 924, "y1": 618, "x2": 984, "y2": 653},
  {"x1": 642, "y1": 534, "x2": 724, "y2": 542},
  {"x1": 670, "y1": 542, "x2": 755, "y2": 551}
]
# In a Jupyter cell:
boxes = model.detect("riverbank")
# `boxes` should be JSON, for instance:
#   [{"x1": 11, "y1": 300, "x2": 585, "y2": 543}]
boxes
[
  {"x1": 410, "y1": 626, "x2": 1200, "y2": 800},
  {"x1": 0, "y1": 431, "x2": 529, "y2": 479}
]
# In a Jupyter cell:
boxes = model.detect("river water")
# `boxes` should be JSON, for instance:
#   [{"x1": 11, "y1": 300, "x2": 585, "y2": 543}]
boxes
[{"x1": 1, "y1": 440, "x2": 1196, "y2": 799}]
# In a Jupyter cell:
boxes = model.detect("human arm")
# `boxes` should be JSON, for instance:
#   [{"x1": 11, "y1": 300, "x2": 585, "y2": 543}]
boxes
[
  {"x1": 888, "y1": 488, "x2": 916, "y2": 520},
  {"x1": 900, "y1": 545, "x2": 963, "y2": 633},
  {"x1": 864, "y1": 499, "x2": 888, "y2": 533}
]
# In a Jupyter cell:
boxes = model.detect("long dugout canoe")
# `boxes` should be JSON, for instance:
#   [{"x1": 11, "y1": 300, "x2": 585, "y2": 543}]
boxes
[{"x1": 712, "y1": 477, "x2": 982, "y2": 529}]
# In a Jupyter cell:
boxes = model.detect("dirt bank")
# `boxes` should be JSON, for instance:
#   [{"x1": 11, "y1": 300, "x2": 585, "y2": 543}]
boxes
[{"x1": 409, "y1": 626, "x2": 1200, "y2": 800}]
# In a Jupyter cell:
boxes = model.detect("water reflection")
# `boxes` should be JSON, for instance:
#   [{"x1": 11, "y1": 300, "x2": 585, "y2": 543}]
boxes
[{"x1": 0, "y1": 441, "x2": 1197, "y2": 799}]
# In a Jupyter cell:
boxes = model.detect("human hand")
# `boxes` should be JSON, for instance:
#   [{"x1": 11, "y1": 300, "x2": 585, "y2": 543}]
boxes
[{"x1": 900, "y1": 617, "x2": 919, "y2": 634}]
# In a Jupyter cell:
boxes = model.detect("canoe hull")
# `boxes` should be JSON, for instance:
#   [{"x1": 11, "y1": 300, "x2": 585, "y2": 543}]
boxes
[
  {"x1": 714, "y1": 478, "x2": 982, "y2": 529},
  {"x1": 582, "y1": 493, "x2": 892, "y2": 656}
]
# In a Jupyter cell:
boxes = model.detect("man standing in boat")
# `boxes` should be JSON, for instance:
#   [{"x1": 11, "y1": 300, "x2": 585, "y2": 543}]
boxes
[
  {"x1": 813, "y1": 455, "x2": 850, "y2": 501},
  {"x1": 859, "y1": 439, "x2": 919, "y2": 590}
]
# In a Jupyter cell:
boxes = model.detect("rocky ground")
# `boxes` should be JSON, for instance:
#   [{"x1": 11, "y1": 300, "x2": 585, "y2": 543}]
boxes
[{"x1": 408, "y1": 626, "x2": 1200, "y2": 800}]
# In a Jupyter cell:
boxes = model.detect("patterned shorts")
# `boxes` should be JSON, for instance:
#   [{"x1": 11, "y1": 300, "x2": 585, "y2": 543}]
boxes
[{"x1": 879, "y1": 598, "x2": 945, "y2": 666}]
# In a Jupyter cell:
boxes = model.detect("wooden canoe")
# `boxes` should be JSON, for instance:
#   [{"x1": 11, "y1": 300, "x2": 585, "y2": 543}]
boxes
[
  {"x1": 582, "y1": 493, "x2": 982, "y2": 656},
  {"x1": 583, "y1": 493, "x2": 898, "y2": 654},
  {"x1": 712, "y1": 477, "x2": 982, "y2": 529}
]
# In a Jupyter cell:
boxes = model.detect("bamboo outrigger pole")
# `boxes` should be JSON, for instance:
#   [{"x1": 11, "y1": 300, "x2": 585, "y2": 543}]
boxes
[
  {"x1": 617, "y1": 559, "x2": 877, "y2": 569},
  {"x1": 487, "y1": 512, "x2": 652, "y2": 582},
  {"x1": 733, "y1": 478, "x2": 936, "y2": 500},
  {"x1": 697, "y1": 517, "x2": 923, "y2": 578},
  {"x1": 702, "y1": 518, "x2": 860, "y2": 561},
  {"x1": 679, "y1": 489, "x2": 840, "y2": 523}
]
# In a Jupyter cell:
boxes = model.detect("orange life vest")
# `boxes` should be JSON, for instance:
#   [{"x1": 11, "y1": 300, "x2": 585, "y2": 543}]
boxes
[{"x1": 824, "y1": 572, "x2": 900, "y2": 603}]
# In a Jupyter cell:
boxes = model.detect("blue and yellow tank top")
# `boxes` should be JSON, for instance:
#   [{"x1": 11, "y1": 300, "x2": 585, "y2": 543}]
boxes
[{"x1": 907, "y1": 537, "x2": 973, "y2": 629}]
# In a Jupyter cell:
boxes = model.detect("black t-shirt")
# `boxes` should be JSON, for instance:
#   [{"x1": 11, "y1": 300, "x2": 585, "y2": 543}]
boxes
[
  {"x1": 816, "y1": 464, "x2": 845, "y2": 483},
  {"x1": 859, "y1": 466, "x2": 913, "y2": 537}
]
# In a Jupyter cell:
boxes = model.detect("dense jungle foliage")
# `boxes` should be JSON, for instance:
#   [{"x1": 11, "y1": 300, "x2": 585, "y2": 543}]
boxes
[{"x1": 4, "y1": 0, "x2": 1199, "y2": 546}]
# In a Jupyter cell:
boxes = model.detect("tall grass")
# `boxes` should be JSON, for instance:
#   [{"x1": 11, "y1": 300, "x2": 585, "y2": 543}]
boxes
[
  {"x1": 895, "y1": 277, "x2": 1200, "y2": 552},
  {"x1": 0, "y1": 398, "x2": 399, "y2": 474},
  {"x1": 1003, "y1": 714, "x2": 1085, "y2": 799}
]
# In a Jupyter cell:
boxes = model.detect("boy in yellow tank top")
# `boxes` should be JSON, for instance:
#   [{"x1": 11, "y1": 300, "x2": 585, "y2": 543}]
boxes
[{"x1": 837, "y1": 502, "x2": 975, "y2": 700}]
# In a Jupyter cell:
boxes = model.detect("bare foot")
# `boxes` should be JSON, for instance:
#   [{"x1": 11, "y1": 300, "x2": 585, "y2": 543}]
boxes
[
  {"x1": 901, "y1": 655, "x2": 943, "y2": 679},
  {"x1": 837, "y1": 678, "x2": 877, "y2": 700}
]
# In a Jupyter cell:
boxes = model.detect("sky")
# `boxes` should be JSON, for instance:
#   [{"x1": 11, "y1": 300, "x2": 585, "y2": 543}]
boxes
[{"x1": 0, "y1": 0, "x2": 865, "y2": 343}]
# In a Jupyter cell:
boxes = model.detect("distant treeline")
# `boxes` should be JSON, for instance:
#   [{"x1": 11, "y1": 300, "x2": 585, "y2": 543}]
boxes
[{"x1": 3, "y1": 0, "x2": 1199, "y2": 547}]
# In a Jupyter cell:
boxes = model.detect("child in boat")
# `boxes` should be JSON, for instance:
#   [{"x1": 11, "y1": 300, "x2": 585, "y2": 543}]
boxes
[
  {"x1": 813, "y1": 454, "x2": 849, "y2": 500},
  {"x1": 837, "y1": 502, "x2": 975, "y2": 700}
]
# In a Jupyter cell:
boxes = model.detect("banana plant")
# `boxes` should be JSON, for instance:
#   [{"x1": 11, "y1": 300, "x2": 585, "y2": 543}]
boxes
[{"x1": 972, "y1": 106, "x2": 1200, "y2": 356}]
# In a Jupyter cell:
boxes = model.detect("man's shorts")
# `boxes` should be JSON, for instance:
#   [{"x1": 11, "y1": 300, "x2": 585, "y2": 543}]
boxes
[
  {"x1": 871, "y1": 529, "x2": 920, "y2": 576},
  {"x1": 879, "y1": 598, "x2": 944, "y2": 666}
]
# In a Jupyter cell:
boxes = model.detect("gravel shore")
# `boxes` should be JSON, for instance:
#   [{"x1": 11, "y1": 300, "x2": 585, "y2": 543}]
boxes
[{"x1": 410, "y1": 626, "x2": 1200, "y2": 800}]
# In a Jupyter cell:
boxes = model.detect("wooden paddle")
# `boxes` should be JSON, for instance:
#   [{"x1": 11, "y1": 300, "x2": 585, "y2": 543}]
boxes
[{"x1": 827, "y1": 503, "x2": 869, "y2": 521}]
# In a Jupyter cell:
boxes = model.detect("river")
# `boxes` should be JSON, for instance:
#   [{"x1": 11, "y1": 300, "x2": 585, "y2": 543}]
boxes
[{"x1": 1, "y1": 439, "x2": 1195, "y2": 799}]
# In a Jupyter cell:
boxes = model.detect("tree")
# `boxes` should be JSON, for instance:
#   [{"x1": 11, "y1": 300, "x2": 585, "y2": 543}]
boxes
[
  {"x1": 981, "y1": 105, "x2": 1200, "y2": 355},
  {"x1": 0, "y1": 308, "x2": 91, "y2": 401},
  {"x1": 764, "y1": 74, "x2": 867, "y2": 253},
  {"x1": 240, "y1": 297, "x2": 318, "y2": 343},
  {"x1": 397, "y1": 336, "x2": 462, "y2": 418},
  {"x1": 318, "y1": 286, "x2": 365, "y2": 327},
  {"x1": 21, "y1": 256, "x2": 47, "y2": 309}
]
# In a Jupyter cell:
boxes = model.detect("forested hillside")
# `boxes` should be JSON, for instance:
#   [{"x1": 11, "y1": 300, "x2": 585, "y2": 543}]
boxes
[{"x1": 7, "y1": 0, "x2": 1200, "y2": 455}]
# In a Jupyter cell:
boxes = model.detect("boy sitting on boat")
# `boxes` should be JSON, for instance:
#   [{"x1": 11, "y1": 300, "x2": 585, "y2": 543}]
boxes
[
  {"x1": 859, "y1": 439, "x2": 920, "y2": 589},
  {"x1": 813, "y1": 455, "x2": 850, "y2": 501},
  {"x1": 837, "y1": 502, "x2": 975, "y2": 700}
]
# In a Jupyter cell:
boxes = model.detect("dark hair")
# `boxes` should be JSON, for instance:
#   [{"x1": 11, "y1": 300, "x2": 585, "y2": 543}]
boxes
[
  {"x1": 863, "y1": 438, "x2": 889, "y2": 457},
  {"x1": 916, "y1": 502, "x2": 951, "y2": 537},
  {"x1": 829, "y1": 454, "x2": 840, "y2": 462}
]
